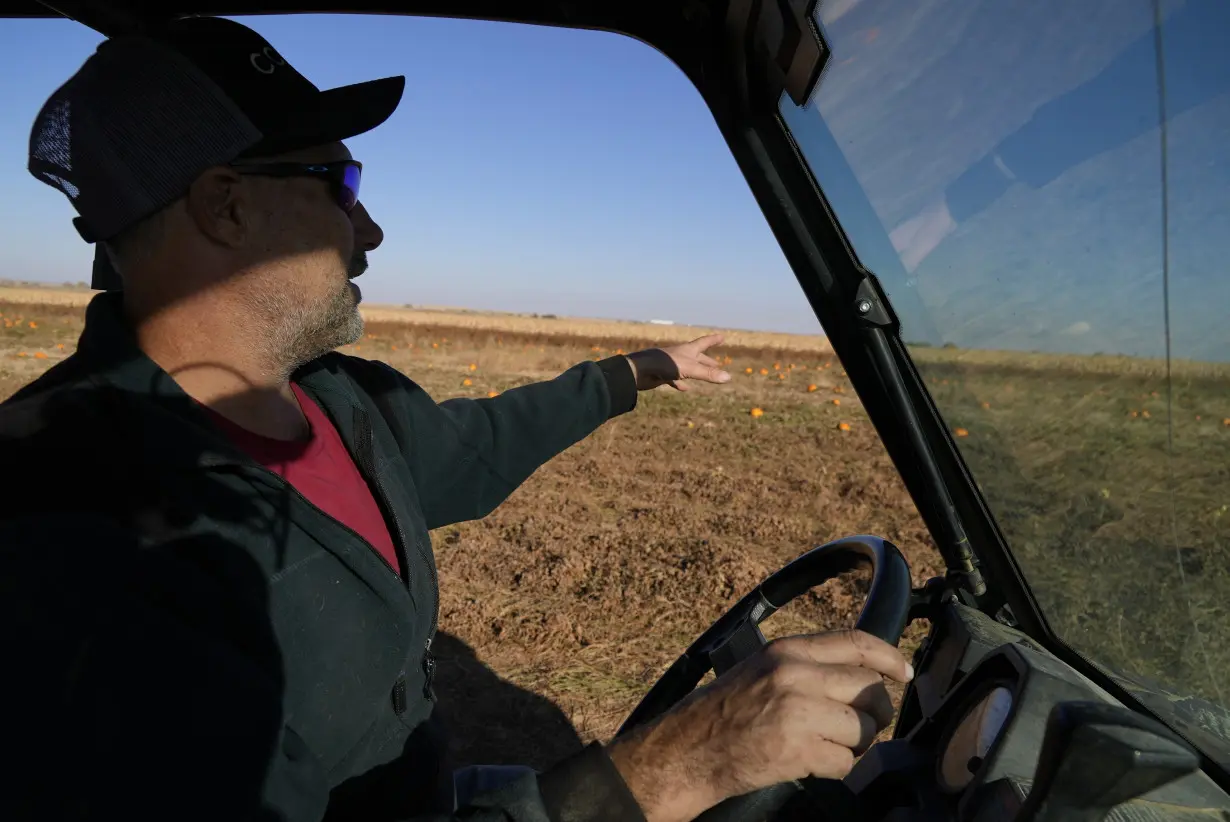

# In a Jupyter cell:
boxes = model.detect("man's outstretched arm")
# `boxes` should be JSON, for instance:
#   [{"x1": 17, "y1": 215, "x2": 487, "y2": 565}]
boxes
[{"x1": 347, "y1": 335, "x2": 731, "y2": 531}]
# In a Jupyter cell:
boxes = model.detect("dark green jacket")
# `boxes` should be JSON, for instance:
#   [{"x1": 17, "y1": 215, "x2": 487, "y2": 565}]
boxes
[{"x1": 0, "y1": 292, "x2": 647, "y2": 822}]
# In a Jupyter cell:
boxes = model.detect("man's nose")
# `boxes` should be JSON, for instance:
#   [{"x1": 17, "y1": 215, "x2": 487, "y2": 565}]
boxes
[{"x1": 351, "y1": 201, "x2": 384, "y2": 251}]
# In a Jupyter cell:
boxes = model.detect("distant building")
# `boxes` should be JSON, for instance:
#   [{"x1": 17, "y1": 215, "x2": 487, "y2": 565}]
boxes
[{"x1": 648, "y1": 319, "x2": 674, "y2": 325}]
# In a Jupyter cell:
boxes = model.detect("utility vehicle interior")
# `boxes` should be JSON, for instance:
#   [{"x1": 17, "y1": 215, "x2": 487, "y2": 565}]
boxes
[{"x1": 9, "y1": 0, "x2": 1230, "y2": 819}]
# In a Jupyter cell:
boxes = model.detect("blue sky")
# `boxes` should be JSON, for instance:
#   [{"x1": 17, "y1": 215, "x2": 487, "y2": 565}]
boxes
[{"x1": 0, "y1": 14, "x2": 813, "y2": 333}]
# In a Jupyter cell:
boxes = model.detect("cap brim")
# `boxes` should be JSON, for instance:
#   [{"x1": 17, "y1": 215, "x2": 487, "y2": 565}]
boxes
[{"x1": 240, "y1": 74, "x2": 406, "y2": 158}]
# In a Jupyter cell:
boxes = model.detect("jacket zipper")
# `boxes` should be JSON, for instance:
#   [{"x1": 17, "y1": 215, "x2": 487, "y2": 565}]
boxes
[{"x1": 351, "y1": 408, "x2": 440, "y2": 701}]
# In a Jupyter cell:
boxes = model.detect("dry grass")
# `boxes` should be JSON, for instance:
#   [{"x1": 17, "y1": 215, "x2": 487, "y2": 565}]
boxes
[
  {"x1": 361, "y1": 305, "x2": 833, "y2": 353},
  {"x1": 910, "y1": 343, "x2": 1230, "y2": 381},
  {"x1": 0, "y1": 286, "x2": 98, "y2": 308}
]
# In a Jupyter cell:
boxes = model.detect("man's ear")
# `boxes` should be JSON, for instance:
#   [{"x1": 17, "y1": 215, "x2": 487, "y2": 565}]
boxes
[{"x1": 185, "y1": 166, "x2": 249, "y2": 248}]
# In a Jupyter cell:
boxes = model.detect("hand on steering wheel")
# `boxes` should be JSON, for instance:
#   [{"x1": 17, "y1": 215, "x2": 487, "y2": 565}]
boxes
[
  {"x1": 606, "y1": 536, "x2": 914, "y2": 822},
  {"x1": 609, "y1": 631, "x2": 912, "y2": 822}
]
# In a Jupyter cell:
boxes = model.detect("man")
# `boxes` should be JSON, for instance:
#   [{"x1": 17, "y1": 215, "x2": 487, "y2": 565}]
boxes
[{"x1": 0, "y1": 15, "x2": 913, "y2": 822}]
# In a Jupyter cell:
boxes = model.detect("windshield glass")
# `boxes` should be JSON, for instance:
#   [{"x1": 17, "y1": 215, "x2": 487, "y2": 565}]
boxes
[{"x1": 780, "y1": 0, "x2": 1230, "y2": 755}]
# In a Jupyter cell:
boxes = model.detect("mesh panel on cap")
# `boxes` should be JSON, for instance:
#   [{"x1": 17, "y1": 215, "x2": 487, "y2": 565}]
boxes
[
  {"x1": 30, "y1": 99, "x2": 76, "y2": 197},
  {"x1": 27, "y1": 35, "x2": 265, "y2": 243}
]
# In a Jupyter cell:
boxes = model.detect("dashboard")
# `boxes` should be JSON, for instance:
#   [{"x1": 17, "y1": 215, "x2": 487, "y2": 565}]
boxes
[{"x1": 789, "y1": 600, "x2": 1230, "y2": 821}]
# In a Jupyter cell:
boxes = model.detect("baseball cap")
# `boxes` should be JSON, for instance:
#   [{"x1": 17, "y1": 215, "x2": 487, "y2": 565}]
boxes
[{"x1": 27, "y1": 15, "x2": 405, "y2": 287}]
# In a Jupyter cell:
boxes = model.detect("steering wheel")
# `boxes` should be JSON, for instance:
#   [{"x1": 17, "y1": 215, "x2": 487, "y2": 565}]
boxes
[{"x1": 614, "y1": 535, "x2": 913, "y2": 822}]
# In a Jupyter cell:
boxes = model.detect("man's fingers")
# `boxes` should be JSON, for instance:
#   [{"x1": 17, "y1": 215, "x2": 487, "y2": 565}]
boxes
[
  {"x1": 805, "y1": 699, "x2": 881, "y2": 754},
  {"x1": 771, "y1": 630, "x2": 914, "y2": 684},
  {"x1": 850, "y1": 681, "x2": 897, "y2": 732},
  {"x1": 679, "y1": 361, "x2": 731, "y2": 384},
  {"x1": 782, "y1": 660, "x2": 895, "y2": 730},
  {"x1": 801, "y1": 738, "x2": 858, "y2": 782},
  {"x1": 687, "y1": 333, "x2": 725, "y2": 353},
  {"x1": 696, "y1": 353, "x2": 722, "y2": 368},
  {"x1": 774, "y1": 661, "x2": 894, "y2": 726}
]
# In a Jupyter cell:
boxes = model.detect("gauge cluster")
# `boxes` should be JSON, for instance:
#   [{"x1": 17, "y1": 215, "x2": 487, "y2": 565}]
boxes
[
  {"x1": 831, "y1": 601, "x2": 1230, "y2": 820},
  {"x1": 936, "y1": 685, "x2": 1013, "y2": 794}
]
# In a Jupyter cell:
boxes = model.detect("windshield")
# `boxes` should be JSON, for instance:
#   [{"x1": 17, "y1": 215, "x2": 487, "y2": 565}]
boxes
[{"x1": 780, "y1": 0, "x2": 1230, "y2": 755}]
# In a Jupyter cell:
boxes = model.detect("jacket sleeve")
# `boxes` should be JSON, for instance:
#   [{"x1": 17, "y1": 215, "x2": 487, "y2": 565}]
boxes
[
  {"x1": 0, "y1": 513, "x2": 647, "y2": 822},
  {"x1": 367, "y1": 355, "x2": 638, "y2": 531}
]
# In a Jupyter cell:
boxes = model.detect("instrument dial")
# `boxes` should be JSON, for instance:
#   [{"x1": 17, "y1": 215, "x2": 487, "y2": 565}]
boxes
[{"x1": 938, "y1": 685, "x2": 1014, "y2": 793}]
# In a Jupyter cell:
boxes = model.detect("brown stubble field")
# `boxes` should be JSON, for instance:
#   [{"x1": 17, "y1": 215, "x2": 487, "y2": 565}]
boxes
[{"x1": 4, "y1": 286, "x2": 1229, "y2": 771}]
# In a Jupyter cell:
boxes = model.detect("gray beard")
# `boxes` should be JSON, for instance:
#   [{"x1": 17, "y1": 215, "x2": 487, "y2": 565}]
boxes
[
  {"x1": 249, "y1": 253, "x2": 367, "y2": 377},
  {"x1": 281, "y1": 282, "x2": 364, "y2": 371}
]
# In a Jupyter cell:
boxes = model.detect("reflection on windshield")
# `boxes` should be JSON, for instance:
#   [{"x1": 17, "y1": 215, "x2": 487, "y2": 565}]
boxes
[{"x1": 781, "y1": 0, "x2": 1230, "y2": 760}]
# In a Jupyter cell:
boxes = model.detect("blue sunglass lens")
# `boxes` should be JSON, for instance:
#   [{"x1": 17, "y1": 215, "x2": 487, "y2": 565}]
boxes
[{"x1": 340, "y1": 164, "x2": 361, "y2": 211}]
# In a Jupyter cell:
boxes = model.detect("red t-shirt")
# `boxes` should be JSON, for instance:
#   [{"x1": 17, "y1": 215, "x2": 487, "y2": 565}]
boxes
[{"x1": 200, "y1": 383, "x2": 402, "y2": 576}]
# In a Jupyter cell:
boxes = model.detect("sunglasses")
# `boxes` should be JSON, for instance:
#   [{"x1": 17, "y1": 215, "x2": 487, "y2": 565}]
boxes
[{"x1": 230, "y1": 160, "x2": 362, "y2": 213}]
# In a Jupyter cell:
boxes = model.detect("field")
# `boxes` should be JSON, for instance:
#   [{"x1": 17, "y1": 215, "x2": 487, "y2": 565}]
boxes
[{"x1": 2, "y1": 287, "x2": 1228, "y2": 771}]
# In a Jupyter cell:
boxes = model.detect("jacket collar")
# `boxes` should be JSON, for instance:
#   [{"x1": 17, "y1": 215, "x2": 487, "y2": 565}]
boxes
[{"x1": 73, "y1": 291, "x2": 362, "y2": 471}]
